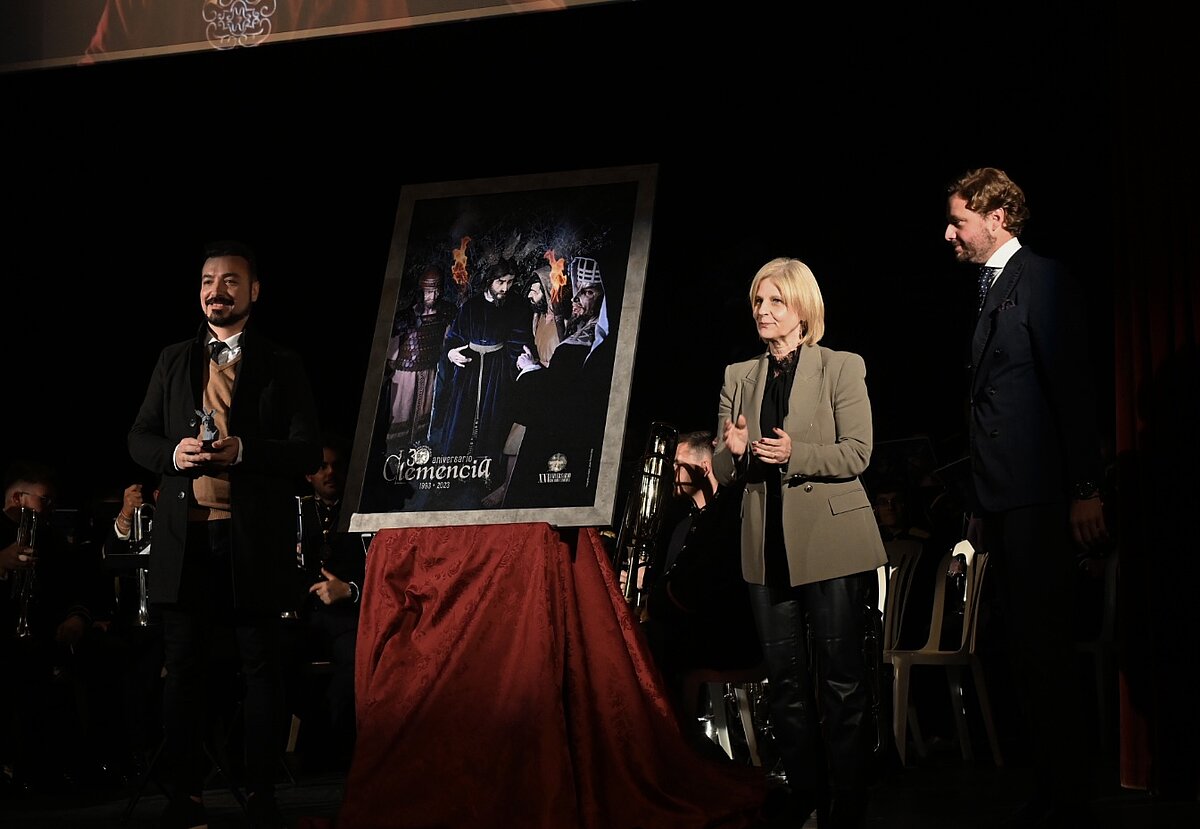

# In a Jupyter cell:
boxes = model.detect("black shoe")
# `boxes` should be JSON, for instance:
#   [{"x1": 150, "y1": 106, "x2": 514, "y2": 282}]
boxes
[
  {"x1": 159, "y1": 795, "x2": 208, "y2": 829},
  {"x1": 246, "y1": 792, "x2": 288, "y2": 829}
]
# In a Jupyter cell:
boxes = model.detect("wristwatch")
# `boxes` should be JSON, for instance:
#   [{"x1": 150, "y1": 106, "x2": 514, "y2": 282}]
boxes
[{"x1": 1072, "y1": 480, "x2": 1100, "y2": 500}]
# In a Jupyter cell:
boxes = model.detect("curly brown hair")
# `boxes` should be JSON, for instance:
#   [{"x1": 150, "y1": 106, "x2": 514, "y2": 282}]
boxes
[{"x1": 946, "y1": 167, "x2": 1030, "y2": 237}]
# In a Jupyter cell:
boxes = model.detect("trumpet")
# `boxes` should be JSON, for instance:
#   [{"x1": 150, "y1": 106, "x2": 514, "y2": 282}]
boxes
[
  {"x1": 282, "y1": 495, "x2": 314, "y2": 621},
  {"x1": 13, "y1": 506, "x2": 39, "y2": 639},
  {"x1": 612, "y1": 422, "x2": 678, "y2": 612},
  {"x1": 129, "y1": 503, "x2": 154, "y2": 627}
]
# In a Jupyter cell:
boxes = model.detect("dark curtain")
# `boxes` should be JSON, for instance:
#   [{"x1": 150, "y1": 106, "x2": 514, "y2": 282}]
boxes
[
  {"x1": 339, "y1": 523, "x2": 768, "y2": 829},
  {"x1": 1114, "y1": 17, "x2": 1200, "y2": 797}
]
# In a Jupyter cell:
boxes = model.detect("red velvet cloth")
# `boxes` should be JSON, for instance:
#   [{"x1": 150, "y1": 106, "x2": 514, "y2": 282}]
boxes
[{"x1": 338, "y1": 523, "x2": 768, "y2": 829}]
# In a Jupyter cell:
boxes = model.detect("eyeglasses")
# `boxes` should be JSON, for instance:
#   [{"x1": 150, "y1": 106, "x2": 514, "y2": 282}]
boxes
[{"x1": 15, "y1": 491, "x2": 53, "y2": 509}]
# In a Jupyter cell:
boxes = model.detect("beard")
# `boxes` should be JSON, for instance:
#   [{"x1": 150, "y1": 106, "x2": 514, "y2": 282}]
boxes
[
  {"x1": 956, "y1": 228, "x2": 997, "y2": 264},
  {"x1": 206, "y1": 303, "x2": 250, "y2": 327}
]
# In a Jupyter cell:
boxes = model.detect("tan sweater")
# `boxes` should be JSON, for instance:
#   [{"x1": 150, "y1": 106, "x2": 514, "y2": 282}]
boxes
[{"x1": 191, "y1": 354, "x2": 239, "y2": 520}]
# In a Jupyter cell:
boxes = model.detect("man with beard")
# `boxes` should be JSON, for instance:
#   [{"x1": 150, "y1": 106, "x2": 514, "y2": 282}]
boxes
[
  {"x1": 503, "y1": 256, "x2": 614, "y2": 509},
  {"x1": 128, "y1": 239, "x2": 321, "y2": 829},
  {"x1": 944, "y1": 168, "x2": 1109, "y2": 828},
  {"x1": 480, "y1": 265, "x2": 565, "y2": 508},
  {"x1": 526, "y1": 264, "x2": 564, "y2": 367},
  {"x1": 427, "y1": 259, "x2": 531, "y2": 506},
  {"x1": 385, "y1": 264, "x2": 456, "y2": 451}
]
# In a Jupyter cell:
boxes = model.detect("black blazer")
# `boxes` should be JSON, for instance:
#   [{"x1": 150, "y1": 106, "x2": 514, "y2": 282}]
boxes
[
  {"x1": 128, "y1": 320, "x2": 322, "y2": 612},
  {"x1": 967, "y1": 246, "x2": 1103, "y2": 512}
]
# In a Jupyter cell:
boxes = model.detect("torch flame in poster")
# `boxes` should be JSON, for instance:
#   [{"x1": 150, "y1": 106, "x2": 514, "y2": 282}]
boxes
[
  {"x1": 451, "y1": 236, "x2": 472, "y2": 297},
  {"x1": 545, "y1": 249, "x2": 568, "y2": 304}
]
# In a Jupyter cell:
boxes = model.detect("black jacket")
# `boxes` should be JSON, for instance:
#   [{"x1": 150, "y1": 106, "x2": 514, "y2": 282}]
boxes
[{"x1": 128, "y1": 320, "x2": 321, "y2": 612}]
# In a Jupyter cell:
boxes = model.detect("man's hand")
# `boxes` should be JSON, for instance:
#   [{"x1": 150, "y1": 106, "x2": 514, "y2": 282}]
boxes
[
  {"x1": 175, "y1": 436, "x2": 241, "y2": 470},
  {"x1": 206, "y1": 436, "x2": 241, "y2": 467},
  {"x1": 56, "y1": 615, "x2": 86, "y2": 646},
  {"x1": 1, "y1": 540, "x2": 35, "y2": 571},
  {"x1": 447, "y1": 345, "x2": 472, "y2": 368},
  {"x1": 1069, "y1": 497, "x2": 1109, "y2": 551},
  {"x1": 309, "y1": 567, "x2": 351, "y2": 605},
  {"x1": 516, "y1": 346, "x2": 539, "y2": 373},
  {"x1": 122, "y1": 483, "x2": 144, "y2": 514}
]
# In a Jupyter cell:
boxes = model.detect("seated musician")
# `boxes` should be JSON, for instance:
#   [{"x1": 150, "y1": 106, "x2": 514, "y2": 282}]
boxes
[
  {"x1": 283, "y1": 433, "x2": 364, "y2": 771},
  {"x1": 1, "y1": 459, "x2": 108, "y2": 791},
  {"x1": 97, "y1": 479, "x2": 164, "y2": 778},
  {"x1": 641, "y1": 431, "x2": 762, "y2": 739}
]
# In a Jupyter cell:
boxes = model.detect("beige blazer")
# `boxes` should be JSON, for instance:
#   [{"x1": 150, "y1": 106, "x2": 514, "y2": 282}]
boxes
[{"x1": 713, "y1": 344, "x2": 886, "y2": 587}]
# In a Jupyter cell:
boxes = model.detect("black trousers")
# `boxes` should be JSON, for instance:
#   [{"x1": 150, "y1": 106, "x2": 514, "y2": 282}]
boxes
[
  {"x1": 159, "y1": 520, "x2": 283, "y2": 799},
  {"x1": 748, "y1": 571, "x2": 875, "y2": 824},
  {"x1": 980, "y1": 501, "x2": 1090, "y2": 807}
]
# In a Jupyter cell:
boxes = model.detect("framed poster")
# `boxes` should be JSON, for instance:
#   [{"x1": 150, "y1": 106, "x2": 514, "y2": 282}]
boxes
[{"x1": 346, "y1": 164, "x2": 658, "y2": 532}]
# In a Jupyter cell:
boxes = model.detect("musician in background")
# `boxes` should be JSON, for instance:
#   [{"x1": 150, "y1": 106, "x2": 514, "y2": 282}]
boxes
[
  {"x1": 642, "y1": 431, "x2": 761, "y2": 741},
  {"x1": 283, "y1": 433, "x2": 363, "y2": 772},
  {"x1": 100, "y1": 480, "x2": 165, "y2": 776},
  {"x1": 0, "y1": 459, "x2": 99, "y2": 792}
]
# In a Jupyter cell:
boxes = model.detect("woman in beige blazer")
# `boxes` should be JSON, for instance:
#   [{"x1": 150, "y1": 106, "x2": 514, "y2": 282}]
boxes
[{"x1": 713, "y1": 257, "x2": 885, "y2": 828}]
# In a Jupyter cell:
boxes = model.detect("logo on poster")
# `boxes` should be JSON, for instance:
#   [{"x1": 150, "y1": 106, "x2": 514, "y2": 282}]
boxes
[{"x1": 540, "y1": 453, "x2": 572, "y2": 484}]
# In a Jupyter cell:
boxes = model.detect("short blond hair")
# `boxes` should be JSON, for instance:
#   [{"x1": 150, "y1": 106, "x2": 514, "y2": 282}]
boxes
[{"x1": 747, "y1": 257, "x2": 825, "y2": 346}]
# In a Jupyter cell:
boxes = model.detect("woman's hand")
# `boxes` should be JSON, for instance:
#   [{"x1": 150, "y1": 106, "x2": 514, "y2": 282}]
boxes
[
  {"x1": 751, "y1": 427, "x2": 792, "y2": 466},
  {"x1": 723, "y1": 414, "x2": 749, "y2": 459}
]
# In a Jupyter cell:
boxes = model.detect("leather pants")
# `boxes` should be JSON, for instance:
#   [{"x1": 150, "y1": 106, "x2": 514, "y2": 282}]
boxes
[{"x1": 749, "y1": 572, "x2": 875, "y2": 828}]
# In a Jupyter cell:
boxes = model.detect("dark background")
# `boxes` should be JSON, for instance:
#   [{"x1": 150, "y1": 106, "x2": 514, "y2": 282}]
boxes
[{"x1": 1, "y1": 1, "x2": 1117, "y2": 521}]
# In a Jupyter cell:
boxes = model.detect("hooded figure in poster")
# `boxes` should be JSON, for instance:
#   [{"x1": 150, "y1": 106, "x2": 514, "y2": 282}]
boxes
[{"x1": 504, "y1": 256, "x2": 615, "y2": 509}]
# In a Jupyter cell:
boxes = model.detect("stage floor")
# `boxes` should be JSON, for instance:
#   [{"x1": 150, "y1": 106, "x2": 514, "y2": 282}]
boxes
[{"x1": 1, "y1": 747, "x2": 1191, "y2": 829}]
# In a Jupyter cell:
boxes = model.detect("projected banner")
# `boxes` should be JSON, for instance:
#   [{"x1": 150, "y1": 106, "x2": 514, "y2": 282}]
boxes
[
  {"x1": 0, "y1": 0, "x2": 620, "y2": 72},
  {"x1": 346, "y1": 164, "x2": 658, "y2": 532}
]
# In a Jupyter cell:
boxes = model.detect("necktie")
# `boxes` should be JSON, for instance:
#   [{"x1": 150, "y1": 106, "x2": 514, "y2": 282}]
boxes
[
  {"x1": 977, "y1": 266, "x2": 1001, "y2": 314},
  {"x1": 209, "y1": 340, "x2": 228, "y2": 363}
]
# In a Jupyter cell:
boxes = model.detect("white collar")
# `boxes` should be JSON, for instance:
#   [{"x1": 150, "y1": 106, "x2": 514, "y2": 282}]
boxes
[
  {"x1": 207, "y1": 331, "x2": 244, "y2": 350},
  {"x1": 984, "y1": 237, "x2": 1022, "y2": 271}
]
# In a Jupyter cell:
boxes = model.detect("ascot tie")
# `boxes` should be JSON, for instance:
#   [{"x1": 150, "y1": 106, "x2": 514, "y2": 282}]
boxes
[
  {"x1": 977, "y1": 266, "x2": 1001, "y2": 314},
  {"x1": 209, "y1": 340, "x2": 228, "y2": 363}
]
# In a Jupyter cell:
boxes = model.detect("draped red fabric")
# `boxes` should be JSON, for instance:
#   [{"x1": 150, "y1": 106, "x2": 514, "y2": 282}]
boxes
[
  {"x1": 338, "y1": 523, "x2": 768, "y2": 829},
  {"x1": 1113, "y1": 19, "x2": 1200, "y2": 795}
]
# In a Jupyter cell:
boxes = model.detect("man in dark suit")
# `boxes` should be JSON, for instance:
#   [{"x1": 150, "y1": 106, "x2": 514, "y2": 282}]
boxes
[
  {"x1": 284, "y1": 432, "x2": 364, "y2": 771},
  {"x1": 128, "y1": 239, "x2": 321, "y2": 829},
  {"x1": 642, "y1": 430, "x2": 760, "y2": 735},
  {"x1": 945, "y1": 168, "x2": 1109, "y2": 828}
]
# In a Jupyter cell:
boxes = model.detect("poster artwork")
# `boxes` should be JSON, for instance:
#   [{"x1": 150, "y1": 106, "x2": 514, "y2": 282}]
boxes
[{"x1": 347, "y1": 165, "x2": 657, "y2": 532}]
